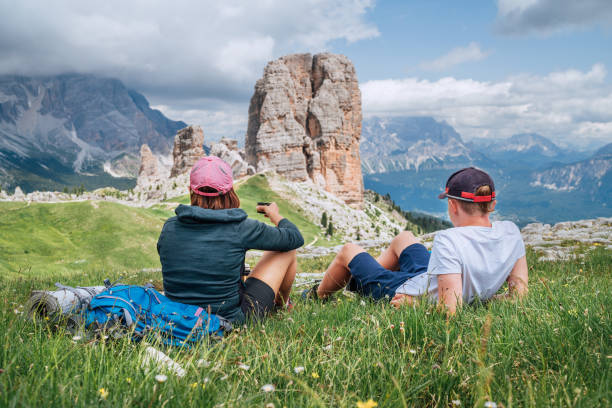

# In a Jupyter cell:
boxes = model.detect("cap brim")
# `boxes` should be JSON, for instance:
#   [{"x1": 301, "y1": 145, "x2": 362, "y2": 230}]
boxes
[{"x1": 437, "y1": 192, "x2": 447, "y2": 199}]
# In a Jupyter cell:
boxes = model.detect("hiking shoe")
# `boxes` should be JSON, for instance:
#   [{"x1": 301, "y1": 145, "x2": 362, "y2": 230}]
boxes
[{"x1": 301, "y1": 283, "x2": 320, "y2": 301}]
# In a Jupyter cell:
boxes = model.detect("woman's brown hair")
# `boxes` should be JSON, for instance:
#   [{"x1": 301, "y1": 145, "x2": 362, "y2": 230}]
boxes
[
  {"x1": 190, "y1": 187, "x2": 240, "y2": 210},
  {"x1": 457, "y1": 185, "x2": 494, "y2": 215}
]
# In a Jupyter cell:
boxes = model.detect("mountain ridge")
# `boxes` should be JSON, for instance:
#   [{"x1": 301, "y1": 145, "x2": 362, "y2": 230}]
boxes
[{"x1": 0, "y1": 73, "x2": 186, "y2": 192}]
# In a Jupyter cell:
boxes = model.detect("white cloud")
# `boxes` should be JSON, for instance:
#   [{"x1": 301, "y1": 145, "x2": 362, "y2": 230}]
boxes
[
  {"x1": 361, "y1": 64, "x2": 612, "y2": 148},
  {"x1": 419, "y1": 42, "x2": 491, "y2": 71},
  {"x1": 0, "y1": 0, "x2": 378, "y2": 101},
  {"x1": 496, "y1": 0, "x2": 612, "y2": 35}
]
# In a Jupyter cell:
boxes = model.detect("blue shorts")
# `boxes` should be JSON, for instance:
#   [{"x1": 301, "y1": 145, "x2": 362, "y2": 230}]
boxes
[{"x1": 347, "y1": 243, "x2": 430, "y2": 300}]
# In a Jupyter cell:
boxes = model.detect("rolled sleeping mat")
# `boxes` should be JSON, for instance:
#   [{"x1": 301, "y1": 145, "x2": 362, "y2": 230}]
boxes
[{"x1": 26, "y1": 284, "x2": 107, "y2": 322}]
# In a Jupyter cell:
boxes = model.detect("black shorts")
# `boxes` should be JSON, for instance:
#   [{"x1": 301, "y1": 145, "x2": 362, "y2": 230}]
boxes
[{"x1": 239, "y1": 277, "x2": 275, "y2": 320}]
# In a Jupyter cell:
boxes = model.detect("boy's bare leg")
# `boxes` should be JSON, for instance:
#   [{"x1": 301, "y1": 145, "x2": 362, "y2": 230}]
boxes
[
  {"x1": 376, "y1": 231, "x2": 420, "y2": 271},
  {"x1": 316, "y1": 243, "x2": 366, "y2": 298}
]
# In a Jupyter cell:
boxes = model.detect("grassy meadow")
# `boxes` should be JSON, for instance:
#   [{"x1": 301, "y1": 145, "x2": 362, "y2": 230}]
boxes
[
  {"x1": 0, "y1": 174, "x2": 336, "y2": 280},
  {"x1": 0, "y1": 247, "x2": 610, "y2": 407}
]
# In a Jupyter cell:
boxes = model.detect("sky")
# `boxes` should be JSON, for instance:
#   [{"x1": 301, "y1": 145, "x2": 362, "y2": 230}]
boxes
[{"x1": 0, "y1": 0, "x2": 611, "y2": 149}]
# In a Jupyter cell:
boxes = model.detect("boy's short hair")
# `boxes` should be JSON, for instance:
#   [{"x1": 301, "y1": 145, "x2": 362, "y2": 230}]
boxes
[{"x1": 456, "y1": 185, "x2": 495, "y2": 215}]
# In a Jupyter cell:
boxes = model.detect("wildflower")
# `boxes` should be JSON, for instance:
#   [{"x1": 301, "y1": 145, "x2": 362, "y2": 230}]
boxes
[
  {"x1": 399, "y1": 327, "x2": 405, "y2": 334},
  {"x1": 399, "y1": 321, "x2": 404, "y2": 327},
  {"x1": 197, "y1": 359, "x2": 210, "y2": 368},
  {"x1": 432, "y1": 364, "x2": 440, "y2": 370},
  {"x1": 265, "y1": 404, "x2": 275, "y2": 408},
  {"x1": 311, "y1": 372, "x2": 319, "y2": 379},
  {"x1": 261, "y1": 384, "x2": 275, "y2": 393},
  {"x1": 72, "y1": 335, "x2": 82, "y2": 342},
  {"x1": 191, "y1": 382, "x2": 198, "y2": 389},
  {"x1": 409, "y1": 349, "x2": 416, "y2": 354},
  {"x1": 98, "y1": 388, "x2": 109, "y2": 400},
  {"x1": 390, "y1": 324, "x2": 395, "y2": 329},
  {"x1": 360, "y1": 300, "x2": 366, "y2": 306},
  {"x1": 483, "y1": 402, "x2": 497, "y2": 408},
  {"x1": 155, "y1": 374, "x2": 168, "y2": 383},
  {"x1": 220, "y1": 375, "x2": 229, "y2": 381},
  {"x1": 126, "y1": 377, "x2": 132, "y2": 384},
  {"x1": 203, "y1": 377, "x2": 210, "y2": 383},
  {"x1": 238, "y1": 363, "x2": 250, "y2": 371},
  {"x1": 323, "y1": 344, "x2": 332, "y2": 351},
  {"x1": 356, "y1": 399, "x2": 378, "y2": 408},
  {"x1": 294, "y1": 366, "x2": 305, "y2": 374},
  {"x1": 451, "y1": 400, "x2": 461, "y2": 406}
]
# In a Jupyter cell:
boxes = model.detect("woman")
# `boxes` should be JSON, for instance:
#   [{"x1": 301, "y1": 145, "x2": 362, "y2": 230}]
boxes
[
  {"x1": 157, "y1": 156, "x2": 304, "y2": 324},
  {"x1": 305, "y1": 167, "x2": 528, "y2": 315}
]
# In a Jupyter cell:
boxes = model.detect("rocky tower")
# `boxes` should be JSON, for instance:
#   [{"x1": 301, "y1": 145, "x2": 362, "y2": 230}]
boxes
[
  {"x1": 246, "y1": 53, "x2": 364, "y2": 208},
  {"x1": 138, "y1": 144, "x2": 159, "y2": 179},
  {"x1": 170, "y1": 125, "x2": 205, "y2": 177}
]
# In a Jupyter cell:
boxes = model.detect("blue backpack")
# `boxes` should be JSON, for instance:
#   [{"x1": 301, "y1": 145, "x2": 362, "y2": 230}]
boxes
[{"x1": 81, "y1": 284, "x2": 232, "y2": 346}]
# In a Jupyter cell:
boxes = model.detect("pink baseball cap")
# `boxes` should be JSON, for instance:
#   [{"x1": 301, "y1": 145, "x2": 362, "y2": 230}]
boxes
[{"x1": 190, "y1": 156, "x2": 233, "y2": 196}]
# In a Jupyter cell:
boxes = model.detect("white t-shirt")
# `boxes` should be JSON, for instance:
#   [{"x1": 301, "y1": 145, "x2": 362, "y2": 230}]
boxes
[{"x1": 395, "y1": 221, "x2": 526, "y2": 303}]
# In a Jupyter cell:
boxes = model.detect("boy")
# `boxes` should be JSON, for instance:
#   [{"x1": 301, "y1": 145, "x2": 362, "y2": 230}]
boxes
[{"x1": 304, "y1": 167, "x2": 528, "y2": 314}]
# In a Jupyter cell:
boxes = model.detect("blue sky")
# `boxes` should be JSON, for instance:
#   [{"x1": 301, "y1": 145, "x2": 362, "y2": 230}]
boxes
[
  {"x1": 340, "y1": 1, "x2": 611, "y2": 84},
  {"x1": 1, "y1": 0, "x2": 611, "y2": 148}
]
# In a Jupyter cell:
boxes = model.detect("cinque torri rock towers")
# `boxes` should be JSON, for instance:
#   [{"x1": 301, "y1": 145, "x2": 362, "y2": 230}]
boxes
[{"x1": 246, "y1": 53, "x2": 364, "y2": 208}]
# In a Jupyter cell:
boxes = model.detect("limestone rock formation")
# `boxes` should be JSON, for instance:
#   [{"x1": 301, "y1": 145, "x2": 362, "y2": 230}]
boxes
[
  {"x1": 12, "y1": 186, "x2": 25, "y2": 200},
  {"x1": 246, "y1": 53, "x2": 364, "y2": 208},
  {"x1": 136, "y1": 144, "x2": 160, "y2": 189},
  {"x1": 138, "y1": 145, "x2": 159, "y2": 179},
  {"x1": 210, "y1": 138, "x2": 254, "y2": 179},
  {"x1": 170, "y1": 126, "x2": 205, "y2": 177}
]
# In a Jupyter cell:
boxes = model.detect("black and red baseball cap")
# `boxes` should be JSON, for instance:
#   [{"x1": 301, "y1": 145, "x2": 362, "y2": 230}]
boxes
[{"x1": 438, "y1": 167, "x2": 496, "y2": 202}]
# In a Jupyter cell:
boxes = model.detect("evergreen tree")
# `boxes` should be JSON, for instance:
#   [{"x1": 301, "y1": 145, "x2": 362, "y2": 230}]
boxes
[
  {"x1": 326, "y1": 221, "x2": 334, "y2": 236},
  {"x1": 321, "y1": 212, "x2": 328, "y2": 228}
]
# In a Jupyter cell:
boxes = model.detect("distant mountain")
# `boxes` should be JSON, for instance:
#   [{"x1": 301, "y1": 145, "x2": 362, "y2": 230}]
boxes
[
  {"x1": 469, "y1": 133, "x2": 596, "y2": 170},
  {"x1": 360, "y1": 116, "x2": 485, "y2": 174},
  {"x1": 531, "y1": 142, "x2": 612, "y2": 195},
  {"x1": 360, "y1": 116, "x2": 611, "y2": 225},
  {"x1": 0, "y1": 74, "x2": 186, "y2": 192}
]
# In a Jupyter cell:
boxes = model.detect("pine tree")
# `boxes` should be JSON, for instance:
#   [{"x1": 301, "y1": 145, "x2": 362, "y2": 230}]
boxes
[
  {"x1": 321, "y1": 212, "x2": 328, "y2": 228},
  {"x1": 326, "y1": 221, "x2": 334, "y2": 236}
]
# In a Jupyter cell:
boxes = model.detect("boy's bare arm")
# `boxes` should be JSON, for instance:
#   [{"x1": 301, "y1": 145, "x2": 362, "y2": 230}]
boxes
[
  {"x1": 507, "y1": 255, "x2": 528, "y2": 298},
  {"x1": 437, "y1": 273, "x2": 463, "y2": 315}
]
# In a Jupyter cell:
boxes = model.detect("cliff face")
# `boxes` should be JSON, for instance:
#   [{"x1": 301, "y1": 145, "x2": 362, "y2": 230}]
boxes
[{"x1": 246, "y1": 53, "x2": 363, "y2": 208}]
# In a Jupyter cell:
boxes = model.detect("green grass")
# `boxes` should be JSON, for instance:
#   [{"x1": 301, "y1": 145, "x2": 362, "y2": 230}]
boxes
[
  {"x1": 0, "y1": 174, "x2": 339, "y2": 280},
  {"x1": 0, "y1": 248, "x2": 610, "y2": 407},
  {"x1": 0, "y1": 201, "x2": 172, "y2": 280}
]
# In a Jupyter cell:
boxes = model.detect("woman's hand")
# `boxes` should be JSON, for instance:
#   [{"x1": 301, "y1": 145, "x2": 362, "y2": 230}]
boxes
[
  {"x1": 390, "y1": 293, "x2": 414, "y2": 309},
  {"x1": 256, "y1": 202, "x2": 283, "y2": 226}
]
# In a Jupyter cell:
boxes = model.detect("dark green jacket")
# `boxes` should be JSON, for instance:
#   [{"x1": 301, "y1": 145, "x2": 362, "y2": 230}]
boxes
[{"x1": 157, "y1": 204, "x2": 304, "y2": 323}]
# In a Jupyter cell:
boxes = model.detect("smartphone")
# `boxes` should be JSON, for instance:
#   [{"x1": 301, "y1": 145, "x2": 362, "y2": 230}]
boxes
[{"x1": 257, "y1": 202, "x2": 271, "y2": 213}]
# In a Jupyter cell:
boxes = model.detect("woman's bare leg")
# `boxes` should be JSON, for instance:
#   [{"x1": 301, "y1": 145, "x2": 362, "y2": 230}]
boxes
[
  {"x1": 316, "y1": 243, "x2": 366, "y2": 298},
  {"x1": 249, "y1": 250, "x2": 297, "y2": 304},
  {"x1": 376, "y1": 231, "x2": 420, "y2": 270}
]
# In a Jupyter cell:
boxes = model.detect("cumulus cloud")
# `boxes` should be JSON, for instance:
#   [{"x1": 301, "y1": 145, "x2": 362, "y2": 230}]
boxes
[
  {"x1": 0, "y1": 0, "x2": 378, "y2": 101},
  {"x1": 361, "y1": 63, "x2": 612, "y2": 148},
  {"x1": 418, "y1": 42, "x2": 491, "y2": 71},
  {"x1": 496, "y1": 0, "x2": 612, "y2": 35},
  {"x1": 0, "y1": 0, "x2": 378, "y2": 141}
]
